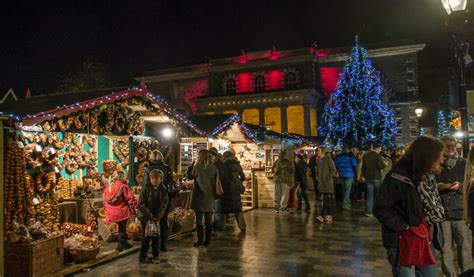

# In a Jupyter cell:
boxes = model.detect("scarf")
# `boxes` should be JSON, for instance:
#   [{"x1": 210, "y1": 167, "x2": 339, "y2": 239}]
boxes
[
  {"x1": 417, "y1": 173, "x2": 445, "y2": 224},
  {"x1": 444, "y1": 153, "x2": 459, "y2": 170}
]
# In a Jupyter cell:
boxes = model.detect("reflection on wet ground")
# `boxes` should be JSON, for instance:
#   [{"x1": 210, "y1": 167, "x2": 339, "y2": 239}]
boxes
[{"x1": 77, "y1": 199, "x2": 393, "y2": 276}]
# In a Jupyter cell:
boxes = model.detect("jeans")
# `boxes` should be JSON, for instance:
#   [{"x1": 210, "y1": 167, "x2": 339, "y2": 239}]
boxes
[
  {"x1": 297, "y1": 186, "x2": 311, "y2": 208},
  {"x1": 274, "y1": 183, "x2": 290, "y2": 211},
  {"x1": 366, "y1": 179, "x2": 382, "y2": 214},
  {"x1": 321, "y1": 193, "x2": 331, "y2": 217},
  {"x1": 213, "y1": 199, "x2": 224, "y2": 231},
  {"x1": 341, "y1": 178, "x2": 354, "y2": 207},
  {"x1": 139, "y1": 221, "x2": 160, "y2": 259},
  {"x1": 441, "y1": 220, "x2": 473, "y2": 277},
  {"x1": 386, "y1": 247, "x2": 437, "y2": 277}
]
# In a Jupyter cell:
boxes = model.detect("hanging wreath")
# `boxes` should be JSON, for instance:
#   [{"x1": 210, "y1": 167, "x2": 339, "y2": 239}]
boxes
[
  {"x1": 89, "y1": 110, "x2": 100, "y2": 134},
  {"x1": 114, "y1": 108, "x2": 126, "y2": 133},
  {"x1": 73, "y1": 112, "x2": 85, "y2": 130}
]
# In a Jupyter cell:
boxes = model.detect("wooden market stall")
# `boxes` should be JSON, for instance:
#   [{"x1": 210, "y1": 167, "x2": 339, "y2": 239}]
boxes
[
  {"x1": 0, "y1": 86, "x2": 206, "y2": 276},
  {"x1": 183, "y1": 114, "x2": 315, "y2": 210}
]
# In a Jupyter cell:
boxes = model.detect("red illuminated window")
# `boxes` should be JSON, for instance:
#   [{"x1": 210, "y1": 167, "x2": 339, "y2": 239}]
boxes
[
  {"x1": 254, "y1": 74, "x2": 266, "y2": 92},
  {"x1": 284, "y1": 72, "x2": 297, "y2": 88},
  {"x1": 225, "y1": 78, "x2": 236, "y2": 94}
]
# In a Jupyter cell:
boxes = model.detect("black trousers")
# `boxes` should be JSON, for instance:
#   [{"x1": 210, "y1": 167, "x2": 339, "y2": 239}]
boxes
[
  {"x1": 195, "y1": 211, "x2": 213, "y2": 228},
  {"x1": 159, "y1": 212, "x2": 169, "y2": 248}
]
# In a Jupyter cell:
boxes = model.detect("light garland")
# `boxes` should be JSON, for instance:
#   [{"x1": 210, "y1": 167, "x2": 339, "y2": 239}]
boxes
[
  {"x1": 20, "y1": 87, "x2": 206, "y2": 137},
  {"x1": 319, "y1": 36, "x2": 398, "y2": 149}
]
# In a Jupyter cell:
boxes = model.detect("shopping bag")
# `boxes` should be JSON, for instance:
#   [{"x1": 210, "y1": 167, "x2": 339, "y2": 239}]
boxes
[
  {"x1": 215, "y1": 174, "x2": 224, "y2": 196},
  {"x1": 144, "y1": 220, "x2": 160, "y2": 237}
]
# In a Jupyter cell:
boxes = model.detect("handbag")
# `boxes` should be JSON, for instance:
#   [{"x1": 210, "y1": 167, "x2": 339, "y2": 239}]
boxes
[
  {"x1": 215, "y1": 174, "x2": 224, "y2": 196},
  {"x1": 398, "y1": 216, "x2": 435, "y2": 267},
  {"x1": 144, "y1": 220, "x2": 160, "y2": 237}
]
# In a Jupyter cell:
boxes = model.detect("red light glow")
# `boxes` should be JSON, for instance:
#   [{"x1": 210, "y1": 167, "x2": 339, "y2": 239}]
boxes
[
  {"x1": 267, "y1": 70, "x2": 283, "y2": 90},
  {"x1": 320, "y1": 66, "x2": 341, "y2": 98},
  {"x1": 237, "y1": 72, "x2": 252, "y2": 93},
  {"x1": 269, "y1": 50, "x2": 283, "y2": 60}
]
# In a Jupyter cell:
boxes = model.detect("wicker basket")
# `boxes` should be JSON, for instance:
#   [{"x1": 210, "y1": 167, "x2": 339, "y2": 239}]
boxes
[
  {"x1": 67, "y1": 247, "x2": 100, "y2": 263},
  {"x1": 173, "y1": 216, "x2": 195, "y2": 233},
  {"x1": 5, "y1": 234, "x2": 64, "y2": 277}
]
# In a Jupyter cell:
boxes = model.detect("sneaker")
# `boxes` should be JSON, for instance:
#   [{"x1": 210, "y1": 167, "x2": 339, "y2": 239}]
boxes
[
  {"x1": 152, "y1": 257, "x2": 160, "y2": 264},
  {"x1": 325, "y1": 215, "x2": 333, "y2": 223},
  {"x1": 316, "y1": 216, "x2": 324, "y2": 223},
  {"x1": 279, "y1": 209, "x2": 287, "y2": 214},
  {"x1": 273, "y1": 209, "x2": 280, "y2": 214},
  {"x1": 364, "y1": 213, "x2": 374, "y2": 217}
]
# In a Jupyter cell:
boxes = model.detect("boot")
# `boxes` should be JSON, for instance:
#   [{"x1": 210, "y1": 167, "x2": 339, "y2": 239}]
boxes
[
  {"x1": 296, "y1": 203, "x2": 302, "y2": 212},
  {"x1": 116, "y1": 233, "x2": 132, "y2": 252},
  {"x1": 194, "y1": 226, "x2": 204, "y2": 247},
  {"x1": 204, "y1": 226, "x2": 212, "y2": 247}
]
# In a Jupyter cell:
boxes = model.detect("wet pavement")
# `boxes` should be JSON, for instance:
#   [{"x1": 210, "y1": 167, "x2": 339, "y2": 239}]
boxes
[{"x1": 76, "y1": 198, "x2": 393, "y2": 276}]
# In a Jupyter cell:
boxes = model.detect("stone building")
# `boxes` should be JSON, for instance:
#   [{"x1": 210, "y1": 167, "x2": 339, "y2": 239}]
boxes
[{"x1": 141, "y1": 42, "x2": 425, "y2": 146}]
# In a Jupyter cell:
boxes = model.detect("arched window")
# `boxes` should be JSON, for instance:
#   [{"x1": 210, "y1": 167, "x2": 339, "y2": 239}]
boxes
[
  {"x1": 254, "y1": 74, "x2": 266, "y2": 92},
  {"x1": 225, "y1": 78, "x2": 236, "y2": 94},
  {"x1": 284, "y1": 71, "x2": 298, "y2": 88}
]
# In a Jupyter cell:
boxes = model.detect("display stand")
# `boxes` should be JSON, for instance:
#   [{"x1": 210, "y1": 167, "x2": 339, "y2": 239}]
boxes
[{"x1": 241, "y1": 170, "x2": 256, "y2": 212}]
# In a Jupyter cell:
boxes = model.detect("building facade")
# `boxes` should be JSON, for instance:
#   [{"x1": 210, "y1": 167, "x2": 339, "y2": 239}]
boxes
[{"x1": 141, "y1": 43, "x2": 425, "y2": 146}]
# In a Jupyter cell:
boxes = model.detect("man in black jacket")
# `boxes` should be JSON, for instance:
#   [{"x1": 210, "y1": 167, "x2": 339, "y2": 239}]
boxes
[
  {"x1": 143, "y1": 150, "x2": 175, "y2": 252},
  {"x1": 436, "y1": 136, "x2": 472, "y2": 277}
]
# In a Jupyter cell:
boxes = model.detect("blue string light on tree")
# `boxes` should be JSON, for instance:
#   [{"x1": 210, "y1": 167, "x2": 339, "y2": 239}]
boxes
[
  {"x1": 319, "y1": 36, "x2": 398, "y2": 149},
  {"x1": 436, "y1": 110, "x2": 450, "y2": 138}
]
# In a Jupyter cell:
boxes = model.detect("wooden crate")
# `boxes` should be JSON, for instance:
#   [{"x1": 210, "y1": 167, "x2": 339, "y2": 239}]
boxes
[{"x1": 5, "y1": 234, "x2": 64, "y2": 277}]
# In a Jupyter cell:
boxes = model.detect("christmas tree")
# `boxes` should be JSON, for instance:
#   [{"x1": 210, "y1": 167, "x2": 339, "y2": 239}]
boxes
[
  {"x1": 319, "y1": 36, "x2": 398, "y2": 149},
  {"x1": 436, "y1": 110, "x2": 450, "y2": 138}
]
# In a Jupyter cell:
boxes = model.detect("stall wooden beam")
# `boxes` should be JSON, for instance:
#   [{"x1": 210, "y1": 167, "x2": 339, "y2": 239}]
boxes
[{"x1": 0, "y1": 117, "x2": 6, "y2": 277}]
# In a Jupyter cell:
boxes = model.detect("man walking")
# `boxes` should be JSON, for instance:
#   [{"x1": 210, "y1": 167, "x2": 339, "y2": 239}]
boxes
[
  {"x1": 436, "y1": 135, "x2": 472, "y2": 277},
  {"x1": 334, "y1": 147, "x2": 358, "y2": 210},
  {"x1": 362, "y1": 143, "x2": 386, "y2": 217},
  {"x1": 272, "y1": 151, "x2": 294, "y2": 214}
]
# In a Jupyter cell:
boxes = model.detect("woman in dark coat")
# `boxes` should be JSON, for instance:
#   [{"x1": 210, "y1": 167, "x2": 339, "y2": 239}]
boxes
[
  {"x1": 189, "y1": 149, "x2": 218, "y2": 247},
  {"x1": 374, "y1": 137, "x2": 445, "y2": 276},
  {"x1": 221, "y1": 151, "x2": 247, "y2": 232}
]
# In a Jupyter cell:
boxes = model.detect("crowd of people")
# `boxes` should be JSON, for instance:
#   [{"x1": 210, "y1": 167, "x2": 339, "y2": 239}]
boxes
[{"x1": 98, "y1": 136, "x2": 474, "y2": 275}]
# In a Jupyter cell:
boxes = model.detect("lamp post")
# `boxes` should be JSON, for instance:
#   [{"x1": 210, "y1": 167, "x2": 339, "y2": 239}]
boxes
[
  {"x1": 441, "y1": 0, "x2": 470, "y2": 157},
  {"x1": 415, "y1": 107, "x2": 423, "y2": 136}
]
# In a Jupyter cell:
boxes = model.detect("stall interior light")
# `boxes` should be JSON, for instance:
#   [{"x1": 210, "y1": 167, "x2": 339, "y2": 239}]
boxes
[
  {"x1": 162, "y1": 127, "x2": 174, "y2": 138},
  {"x1": 454, "y1": 130, "x2": 465, "y2": 138}
]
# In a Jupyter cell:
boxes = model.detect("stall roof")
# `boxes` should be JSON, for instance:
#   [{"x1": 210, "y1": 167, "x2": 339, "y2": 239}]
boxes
[
  {"x1": 1, "y1": 86, "x2": 206, "y2": 136},
  {"x1": 189, "y1": 113, "x2": 319, "y2": 146}
]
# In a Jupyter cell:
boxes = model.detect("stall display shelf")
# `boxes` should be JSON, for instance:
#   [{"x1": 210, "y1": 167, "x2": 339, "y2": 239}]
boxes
[{"x1": 241, "y1": 170, "x2": 256, "y2": 210}]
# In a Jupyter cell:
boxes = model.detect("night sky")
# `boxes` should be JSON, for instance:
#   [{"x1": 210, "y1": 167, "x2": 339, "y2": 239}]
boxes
[{"x1": 0, "y1": 0, "x2": 455, "y2": 97}]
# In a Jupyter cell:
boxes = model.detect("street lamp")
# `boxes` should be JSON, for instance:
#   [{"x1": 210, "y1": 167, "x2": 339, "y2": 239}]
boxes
[
  {"x1": 441, "y1": 0, "x2": 468, "y2": 14},
  {"x1": 441, "y1": 0, "x2": 470, "y2": 157},
  {"x1": 415, "y1": 108, "x2": 424, "y2": 136}
]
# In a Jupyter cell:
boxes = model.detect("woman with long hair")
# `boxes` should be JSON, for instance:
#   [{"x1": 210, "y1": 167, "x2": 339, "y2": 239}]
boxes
[
  {"x1": 189, "y1": 149, "x2": 218, "y2": 247},
  {"x1": 221, "y1": 150, "x2": 247, "y2": 232},
  {"x1": 374, "y1": 136, "x2": 445, "y2": 276}
]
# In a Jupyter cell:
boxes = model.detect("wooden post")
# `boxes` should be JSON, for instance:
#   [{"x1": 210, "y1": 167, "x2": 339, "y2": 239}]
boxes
[{"x1": 0, "y1": 117, "x2": 5, "y2": 277}]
